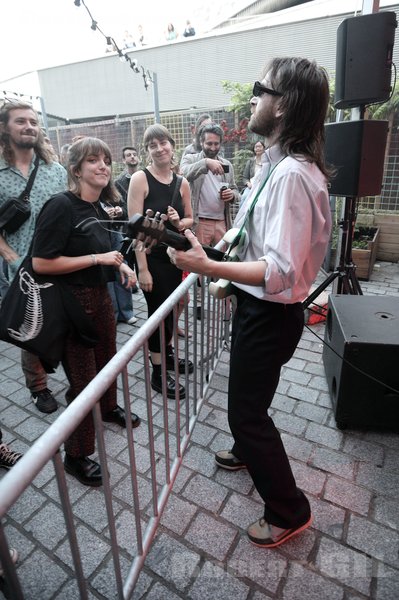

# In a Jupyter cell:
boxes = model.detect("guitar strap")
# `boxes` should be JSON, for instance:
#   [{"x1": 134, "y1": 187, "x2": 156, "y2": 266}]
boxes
[
  {"x1": 226, "y1": 157, "x2": 286, "y2": 258},
  {"x1": 170, "y1": 175, "x2": 183, "y2": 208}
]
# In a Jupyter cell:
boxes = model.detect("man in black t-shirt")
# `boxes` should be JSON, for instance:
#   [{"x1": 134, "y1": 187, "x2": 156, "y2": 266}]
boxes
[{"x1": 114, "y1": 146, "x2": 139, "y2": 210}]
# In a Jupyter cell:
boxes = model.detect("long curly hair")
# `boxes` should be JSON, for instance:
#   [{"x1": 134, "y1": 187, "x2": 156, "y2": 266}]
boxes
[{"x1": 0, "y1": 100, "x2": 54, "y2": 165}]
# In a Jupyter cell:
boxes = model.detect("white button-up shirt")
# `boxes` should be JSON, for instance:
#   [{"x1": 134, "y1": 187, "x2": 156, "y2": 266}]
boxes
[{"x1": 233, "y1": 145, "x2": 331, "y2": 304}]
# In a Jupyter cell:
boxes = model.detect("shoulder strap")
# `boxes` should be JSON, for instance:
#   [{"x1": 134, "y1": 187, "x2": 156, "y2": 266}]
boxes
[
  {"x1": 19, "y1": 155, "x2": 40, "y2": 201},
  {"x1": 227, "y1": 157, "x2": 286, "y2": 258},
  {"x1": 170, "y1": 175, "x2": 183, "y2": 208}
]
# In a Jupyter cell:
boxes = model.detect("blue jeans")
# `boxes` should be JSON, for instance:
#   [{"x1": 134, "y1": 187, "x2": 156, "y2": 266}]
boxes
[
  {"x1": 107, "y1": 272, "x2": 135, "y2": 322},
  {"x1": 0, "y1": 258, "x2": 10, "y2": 299}
]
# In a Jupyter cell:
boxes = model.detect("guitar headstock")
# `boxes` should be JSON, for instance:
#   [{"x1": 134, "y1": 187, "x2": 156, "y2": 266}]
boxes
[{"x1": 125, "y1": 210, "x2": 169, "y2": 254}]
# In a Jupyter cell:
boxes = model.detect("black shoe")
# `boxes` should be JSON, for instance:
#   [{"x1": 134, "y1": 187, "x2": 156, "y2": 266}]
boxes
[
  {"x1": 31, "y1": 388, "x2": 58, "y2": 414},
  {"x1": 103, "y1": 406, "x2": 141, "y2": 428},
  {"x1": 151, "y1": 371, "x2": 185, "y2": 399},
  {"x1": 165, "y1": 354, "x2": 194, "y2": 374},
  {"x1": 215, "y1": 450, "x2": 247, "y2": 471},
  {"x1": 64, "y1": 454, "x2": 102, "y2": 487}
]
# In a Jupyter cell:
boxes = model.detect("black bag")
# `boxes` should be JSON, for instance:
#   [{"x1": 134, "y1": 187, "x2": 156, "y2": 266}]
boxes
[
  {"x1": 0, "y1": 257, "x2": 98, "y2": 372},
  {"x1": 0, "y1": 156, "x2": 40, "y2": 233}
]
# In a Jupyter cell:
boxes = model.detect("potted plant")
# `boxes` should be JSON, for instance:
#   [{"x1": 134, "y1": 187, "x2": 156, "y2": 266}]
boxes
[
  {"x1": 351, "y1": 225, "x2": 380, "y2": 280},
  {"x1": 329, "y1": 223, "x2": 380, "y2": 281}
]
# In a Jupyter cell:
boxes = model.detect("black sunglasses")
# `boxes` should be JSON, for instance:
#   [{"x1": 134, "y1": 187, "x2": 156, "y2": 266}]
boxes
[{"x1": 252, "y1": 81, "x2": 283, "y2": 98}]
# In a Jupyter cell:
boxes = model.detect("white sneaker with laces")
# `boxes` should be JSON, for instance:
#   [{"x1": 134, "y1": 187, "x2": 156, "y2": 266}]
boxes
[{"x1": 247, "y1": 515, "x2": 313, "y2": 548}]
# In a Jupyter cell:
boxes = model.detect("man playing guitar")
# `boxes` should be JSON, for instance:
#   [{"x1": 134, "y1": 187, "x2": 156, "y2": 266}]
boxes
[{"x1": 170, "y1": 57, "x2": 332, "y2": 549}]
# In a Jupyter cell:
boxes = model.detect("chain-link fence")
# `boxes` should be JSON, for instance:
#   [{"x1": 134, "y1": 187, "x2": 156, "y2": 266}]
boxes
[
  {"x1": 48, "y1": 108, "x2": 243, "y2": 179},
  {"x1": 48, "y1": 107, "x2": 399, "y2": 213}
]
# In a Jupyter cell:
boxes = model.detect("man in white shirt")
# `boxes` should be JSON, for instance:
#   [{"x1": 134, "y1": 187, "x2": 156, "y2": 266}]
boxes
[{"x1": 171, "y1": 57, "x2": 332, "y2": 549}]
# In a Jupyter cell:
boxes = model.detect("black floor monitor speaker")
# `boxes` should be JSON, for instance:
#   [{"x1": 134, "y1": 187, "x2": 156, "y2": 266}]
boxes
[
  {"x1": 323, "y1": 295, "x2": 399, "y2": 431},
  {"x1": 325, "y1": 120, "x2": 388, "y2": 197},
  {"x1": 335, "y1": 11, "x2": 397, "y2": 109}
]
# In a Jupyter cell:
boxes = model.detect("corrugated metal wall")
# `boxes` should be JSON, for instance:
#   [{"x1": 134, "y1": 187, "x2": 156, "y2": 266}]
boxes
[{"x1": 38, "y1": 7, "x2": 399, "y2": 121}]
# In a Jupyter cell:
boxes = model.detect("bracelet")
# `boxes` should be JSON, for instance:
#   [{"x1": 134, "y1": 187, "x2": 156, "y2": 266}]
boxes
[{"x1": 90, "y1": 253, "x2": 97, "y2": 265}]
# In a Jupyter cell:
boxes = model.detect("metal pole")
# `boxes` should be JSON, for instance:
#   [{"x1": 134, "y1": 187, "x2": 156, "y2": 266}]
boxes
[
  {"x1": 151, "y1": 71, "x2": 160, "y2": 123},
  {"x1": 38, "y1": 95, "x2": 49, "y2": 132},
  {"x1": 362, "y1": 0, "x2": 379, "y2": 13}
]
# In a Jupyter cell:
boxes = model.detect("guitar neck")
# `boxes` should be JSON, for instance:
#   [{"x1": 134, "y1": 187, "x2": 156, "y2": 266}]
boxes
[
  {"x1": 164, "y1": 229, "x2": 225, "y2": 262},
  {"x1": 125, "y1": 214, "x2": 226, "y2": 261}
]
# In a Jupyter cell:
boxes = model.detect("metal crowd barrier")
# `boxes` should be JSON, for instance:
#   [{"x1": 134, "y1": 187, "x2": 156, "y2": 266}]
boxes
[{"x1": 0, "y1": 271, "x2": 232, "y2": 599}]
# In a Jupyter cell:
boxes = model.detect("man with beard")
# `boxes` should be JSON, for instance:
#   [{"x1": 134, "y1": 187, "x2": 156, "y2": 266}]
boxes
[
  {"x1": 171, "y1": 57, "x2": 332, "y2": 548},
  {"x1": 114, "y1": 146, "x2": 140, "y2": 209},
  {"x1": 180, "y1": 123, "x2": 239, "y2": 247},
  {"x1": 0, "y1": 100, "x2": 67, "y2": 414}
]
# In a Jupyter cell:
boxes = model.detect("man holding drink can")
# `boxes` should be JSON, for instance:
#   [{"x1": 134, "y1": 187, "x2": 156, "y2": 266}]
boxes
[{"x1": 180, "y1": 123, "x2": 240, "y2": 247}]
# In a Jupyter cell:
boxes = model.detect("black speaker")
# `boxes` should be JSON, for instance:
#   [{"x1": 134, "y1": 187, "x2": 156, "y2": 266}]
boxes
[
  {"x1": 335, "y1": 11, "x2": 397, "y2": 109},
  {"x1": 323, "y1": 295, "x2": 399, "y2": 431},
  {"x1": 325, "y1": 120, "x2": 388, "y2": 197}
]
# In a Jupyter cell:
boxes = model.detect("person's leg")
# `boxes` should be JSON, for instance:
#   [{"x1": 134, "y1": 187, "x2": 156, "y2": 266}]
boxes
[
  {"x1": 21, "y1": 350, "x2": 58, "y2": 413},
  {"x1": 142, "y1": 256, "x2": 186, "y2": 398},
  {"x1": 0, "y1": 257, "x2": 9, "y2": 299},
  {"x1": 228, "y1": 290, "x2": 310, "y2": 529},
  {"x1": 108, "y1": 273, "x2": 136, "y2": 323},
  {"x1": 213, "y1": 219, "x2": 227, "y2": 245}
]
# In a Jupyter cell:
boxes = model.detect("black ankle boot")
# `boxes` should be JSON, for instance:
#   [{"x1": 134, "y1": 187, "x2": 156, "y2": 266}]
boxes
[
  {"x1": 165, "y1": 346, "x2": 194, "y2": 374},
  {"x1": 64, "y1": 454, "x2": 102, "y2": 487},
  {"x1": 151, "y1": 364, "x2": 185, "y2": 399}
]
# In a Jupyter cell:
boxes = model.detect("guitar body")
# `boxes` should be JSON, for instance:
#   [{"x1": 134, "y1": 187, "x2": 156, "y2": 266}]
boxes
[{"x1": 209, "y1": 228, "x2": 242, "y2": 299}]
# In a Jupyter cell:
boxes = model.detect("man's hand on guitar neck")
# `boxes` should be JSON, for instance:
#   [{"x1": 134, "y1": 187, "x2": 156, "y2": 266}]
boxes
[{"x1": 171, "y1": 229, "x2": 210, "y2": 275}]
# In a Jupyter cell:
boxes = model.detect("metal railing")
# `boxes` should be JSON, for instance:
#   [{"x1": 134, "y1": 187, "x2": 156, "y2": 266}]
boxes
[{"x1": 0, "y1": 272, "x2": 232, "y2": 599}]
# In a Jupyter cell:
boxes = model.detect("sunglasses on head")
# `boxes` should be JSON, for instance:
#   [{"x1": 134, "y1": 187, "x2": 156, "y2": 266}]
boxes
[{"x1": 252, "y1": 81, "x2": 283, "y2": 98}]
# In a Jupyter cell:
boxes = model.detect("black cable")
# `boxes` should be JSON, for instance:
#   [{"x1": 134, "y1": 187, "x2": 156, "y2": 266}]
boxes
[
  {"x1": 74, "y1": 0, "x2": 151, "y2": 89},
  {"x1": 364, "y1": 61, "x2": 397, "y2": 111},
  {"x1": 305, "y1": 320, "x2": 399, "y2": 396}
]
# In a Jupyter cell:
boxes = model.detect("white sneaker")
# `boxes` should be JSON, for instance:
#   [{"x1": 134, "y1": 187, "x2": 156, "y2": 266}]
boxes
[
  {"x1": 247, "y1": 515, "x2": 313, "y2": 548},
  {"x1": 127, "y1": 316, "x2": 138, "y2": 325},
  {"x1": 0, "y1": 547, "x2": 18, "y2": 576}
]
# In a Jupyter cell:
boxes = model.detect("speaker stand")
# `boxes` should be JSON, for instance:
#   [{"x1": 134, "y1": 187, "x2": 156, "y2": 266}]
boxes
[{"x1": 303, "y1": 195, "x2": 362, "y2": 310}]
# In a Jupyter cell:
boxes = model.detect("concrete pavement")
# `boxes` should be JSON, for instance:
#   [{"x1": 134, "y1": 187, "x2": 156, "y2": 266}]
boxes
[{"x1": 1, "y1": 262, "x2": 399, "y2": 599}]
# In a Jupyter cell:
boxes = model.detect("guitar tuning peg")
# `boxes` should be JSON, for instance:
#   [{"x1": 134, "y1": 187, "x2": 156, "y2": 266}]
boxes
[
  {"x1": 145, "y1": 209, "x2": 154, "y2": 218},
  {"x1": 158, "y1": 214, "x2": 167, "y2": 229}
]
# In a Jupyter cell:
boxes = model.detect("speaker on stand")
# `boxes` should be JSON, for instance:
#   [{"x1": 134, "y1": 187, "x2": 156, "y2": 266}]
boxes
[
  {"x1": 304, "y1": 11, "x2": 396, "y2": 308},
  {"x1": 335, "y1": 11, "x2": 397, "y2": 109}
]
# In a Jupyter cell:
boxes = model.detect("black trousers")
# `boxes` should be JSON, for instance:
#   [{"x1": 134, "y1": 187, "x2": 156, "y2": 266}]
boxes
[
  {"x1": 229, "y1": 287, "x2": 311, "y2": 529},
  {"x1": 141, "y1": 253, "x2": 182, "y2": 353}
]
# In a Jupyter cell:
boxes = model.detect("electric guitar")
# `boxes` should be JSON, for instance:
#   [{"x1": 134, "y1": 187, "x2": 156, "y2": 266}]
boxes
[{"x1": 123, "y1": 211, "x2": 242, "y2": 299}]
